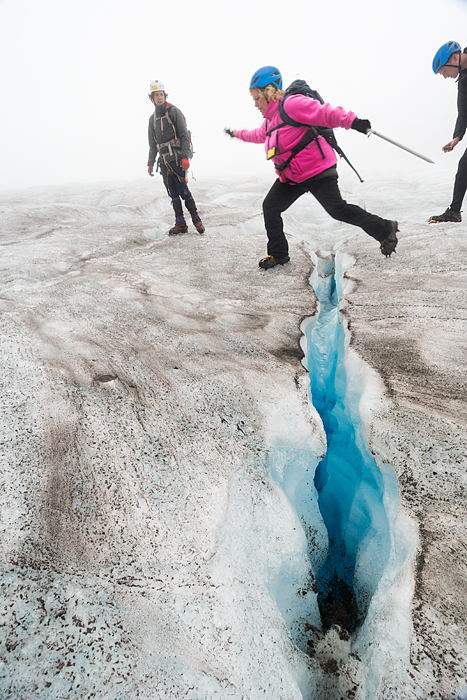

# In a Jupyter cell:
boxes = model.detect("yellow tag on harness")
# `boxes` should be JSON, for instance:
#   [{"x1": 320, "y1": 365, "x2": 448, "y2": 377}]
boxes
[{"x1": 266, "y1": 146, "x2": 276, "y2": 160}]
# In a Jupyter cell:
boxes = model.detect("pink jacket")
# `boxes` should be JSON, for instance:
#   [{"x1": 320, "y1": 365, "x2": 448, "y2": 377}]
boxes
[{"x1": 236, "y1": 95, "x2": 357, "y2": 184}]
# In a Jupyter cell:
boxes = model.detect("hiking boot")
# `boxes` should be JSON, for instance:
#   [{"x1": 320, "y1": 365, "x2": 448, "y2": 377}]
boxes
[
  {"x1": 380, "y1": 221, "x2": 398, "y2": 258},
  {"x1": 168, "y1": 224, "x2": 188, "y2": 235},
  {"x1": 258, "y1": 255, "x2": 290, "y2": 269},
  {"x1": 429, "y1": 207, "x2": 462, "y2": 223},
  {"x1": 194, "y1": 221, "x2": 205, "y2": 234}
]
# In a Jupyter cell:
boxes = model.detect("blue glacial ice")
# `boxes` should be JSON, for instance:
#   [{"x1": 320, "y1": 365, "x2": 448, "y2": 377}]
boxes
[
  {"x1": 302, "y1": 252, "x2": 395, "y2": 629},
  {"x1": 270, "y1": 249, "x2": 419, "y2": 697}
]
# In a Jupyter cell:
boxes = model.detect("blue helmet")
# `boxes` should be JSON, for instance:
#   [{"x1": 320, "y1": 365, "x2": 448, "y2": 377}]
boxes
[
  {"x1": 249, "y1": 66, "x2": 282, "y2": 90},
  {"x1": 432, "y1": 41, "x2": 461, "y2": 74}
]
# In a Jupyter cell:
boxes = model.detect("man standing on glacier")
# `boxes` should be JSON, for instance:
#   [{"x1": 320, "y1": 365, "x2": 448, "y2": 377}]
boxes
[
  {"x1": 430, "y1": 41, "x2": 467, "y2": 223},
  {"x1": 147, "y1": 80, "x2": 205, "y2": 235}
]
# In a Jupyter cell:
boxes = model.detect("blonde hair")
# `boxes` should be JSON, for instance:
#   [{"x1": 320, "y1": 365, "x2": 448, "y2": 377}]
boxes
[
  {"x1": 263, "y1": 85, "x2": 284, "y2": 102},
  {"x1": 250, "y1": 85, "x2": 285, "y2": 102}
]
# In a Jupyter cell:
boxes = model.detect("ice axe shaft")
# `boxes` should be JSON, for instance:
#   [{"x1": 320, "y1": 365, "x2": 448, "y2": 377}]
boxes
[{"x1": 367, "y1": 129, "x2": 435, "y2": 164}]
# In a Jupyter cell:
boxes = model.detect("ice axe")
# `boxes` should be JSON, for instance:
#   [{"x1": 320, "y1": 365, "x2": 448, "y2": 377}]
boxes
[{"x1": 366, "y1": 129, "x2": 435, "y2": 164}]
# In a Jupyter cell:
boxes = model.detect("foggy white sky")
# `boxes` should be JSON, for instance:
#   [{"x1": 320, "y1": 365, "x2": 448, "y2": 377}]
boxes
[{"x1": 1, "y1": 0, "x2": 467, "y2": 191}]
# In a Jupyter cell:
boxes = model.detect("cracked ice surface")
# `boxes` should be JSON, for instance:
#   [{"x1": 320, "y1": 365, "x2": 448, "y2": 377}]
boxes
[
  {"x1": 0, "y1": 173, "x2": 466, "y2": 699},
  {"x1": 0, "y1": 178, "x2": 324, "y2": 699}
]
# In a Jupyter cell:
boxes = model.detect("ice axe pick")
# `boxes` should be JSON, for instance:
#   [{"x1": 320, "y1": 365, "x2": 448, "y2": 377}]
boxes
[{"x1": 366, "y1": 129, "x2": 435, "y2": 164}]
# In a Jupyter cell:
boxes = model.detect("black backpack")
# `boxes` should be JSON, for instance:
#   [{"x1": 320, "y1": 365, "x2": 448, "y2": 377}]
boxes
[{"x1": 268, "y1": 79, "x2": 363, "y2": 182}]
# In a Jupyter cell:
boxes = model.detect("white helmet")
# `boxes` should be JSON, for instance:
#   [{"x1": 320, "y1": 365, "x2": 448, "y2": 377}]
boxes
[{"x1": 149, "y1": 79, "x2": 166, "y2": 94}]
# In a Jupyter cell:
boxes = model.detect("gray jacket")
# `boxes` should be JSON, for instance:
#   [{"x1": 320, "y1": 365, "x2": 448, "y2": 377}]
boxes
[{"x1": 147, "y1": 102, "x2": 191, "y2": 166}]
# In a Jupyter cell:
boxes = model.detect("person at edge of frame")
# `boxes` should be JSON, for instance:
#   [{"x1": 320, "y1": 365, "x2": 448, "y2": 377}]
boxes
[{"x1": 430, "y1": 41, "x2": 467, "y2": 223}]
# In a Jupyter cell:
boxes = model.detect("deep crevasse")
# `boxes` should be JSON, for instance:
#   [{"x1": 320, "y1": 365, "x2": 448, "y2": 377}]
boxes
[
  {"x1": 302, "y1": 252, "x2": 393, "y2": 631},
  {"x1": 271, "y1": 249, "x2": 419, "y2": 698}
]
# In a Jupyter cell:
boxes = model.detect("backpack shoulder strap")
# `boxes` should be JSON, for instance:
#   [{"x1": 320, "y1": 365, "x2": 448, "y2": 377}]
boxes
[
  {"x1": 165, "y1": 103, "x2": 176, "y2": 128},
  {"x1": 265, "y1": 97, "x2": 303, "y2": 135},
  {"x1": 265, "y1": 97, "x2": 303, "y2": 137},
  {"x1": 272, "y1": 96, "x2": 324, "y2": 171},
  {"x1": 154, "y1": 103, "x2": 178, "y2": 137},
  {"x1": 269, "y1": 95, "x2": 363, "y2": 182},
  {"x1": 280, "y1": 95, "x2": 363, "y2": 182},
  {"x1": 279, "y1": 97, "x2": 305, "y2": 128}
]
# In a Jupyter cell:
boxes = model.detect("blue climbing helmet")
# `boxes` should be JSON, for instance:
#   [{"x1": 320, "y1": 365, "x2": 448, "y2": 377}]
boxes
[
  {"x1": 249, "y1": 66, "x2": 282, "y2": 90},
  {"x1": 432, "y1": 41, "x2": 461, "y2": 74}
]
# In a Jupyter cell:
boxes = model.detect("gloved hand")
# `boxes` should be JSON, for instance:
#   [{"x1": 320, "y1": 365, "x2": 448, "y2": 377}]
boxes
[
  {"x1": 224, "y1": 128, "x2": 237, "y2": 138},
  {"x1": 182, "y1": 159, "x2": 190, "y2": 170},
  {"x1": 351, "y1": 118, "x2": 371, "y2": 134},
  {"x1": 148, "y1": 165, "x2": 154, "y2": 176}
]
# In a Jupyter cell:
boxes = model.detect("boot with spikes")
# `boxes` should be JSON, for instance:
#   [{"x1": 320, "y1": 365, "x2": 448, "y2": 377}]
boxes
[
  {"x1": 168, "y1": 215, "x2": 188, "y2": 235},
  {"x1": 380, "y1": 221, "x2": 399, "y2": 257},
  {"x1": 185, "y1": 197, "x2": 205, "y2": 234},
  {"x1": 429, "y1": 207, "x2": 462, "y2": 223}
]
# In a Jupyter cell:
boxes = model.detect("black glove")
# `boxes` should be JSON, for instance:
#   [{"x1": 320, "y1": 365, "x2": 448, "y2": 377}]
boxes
[
  {"x1": 147, "y1": 165, "x2": 154, "y2": 176},
  {"x1": 351, "y1": 118, "x2": 371, "y2": 134},
  {"x1": 224, "y1": 128, "x2": 235, "y2": 138}
]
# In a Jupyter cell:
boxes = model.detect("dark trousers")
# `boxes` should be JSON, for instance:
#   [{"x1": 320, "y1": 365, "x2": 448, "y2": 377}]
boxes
[
  {"x1": 451, "y1": 147, "x2": 467, "y2": 212},
  {"x1": 263, "y1": 172, "x2": 393, "y2": 260},
  {"x1": 160, "y1": 161, "x2": 198, "y2": 221}
]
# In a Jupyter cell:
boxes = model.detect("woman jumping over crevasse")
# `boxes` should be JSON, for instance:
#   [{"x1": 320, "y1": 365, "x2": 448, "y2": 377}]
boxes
[{"x1": 226, "y1": 66, "x2": 398, "y2": 269}]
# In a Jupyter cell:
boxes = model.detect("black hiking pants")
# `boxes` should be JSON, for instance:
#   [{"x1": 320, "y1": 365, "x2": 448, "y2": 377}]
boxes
[
  {"x1": 263, "y1": 170, "x2": 393, "y2": 260},
  {"x1": 450, "y1": 146, "x2": 467, "y2": 212},
  {"x1": 160, "y1": 160, "x2": 198, "y2": 222}
]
